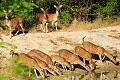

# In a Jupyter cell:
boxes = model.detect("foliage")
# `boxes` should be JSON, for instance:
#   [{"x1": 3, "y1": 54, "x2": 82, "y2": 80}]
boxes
[
  {"x1": 61, "y1": 10, "x2": 71, "y2": 23},
  {"x1": 0, "y1": 0, "x2": 120, "y2": 26},
  {"x1": 6, "y1": 56, "x2": 35, "y2": 79},
  {"x1": 0, "y1": 0, "x2": 38, "y2": 21}
]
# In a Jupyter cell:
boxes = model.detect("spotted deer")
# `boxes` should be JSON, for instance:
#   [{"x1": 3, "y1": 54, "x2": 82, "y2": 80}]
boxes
[
  {"x1": 19, "y1": 53, "x2": 45, "y2": 79},
  {"x1": 36, "y1": 8, "x2": 48, "y2": 33},
  {"x1": 75, "y1": 46, "x2": 96, "y2": 70},
  {"x1": 27, "y1": 49, "x2": 63, "y2": 75},
  {"x1": 46, "y1": 5, "x2": 62, "y2": 31},
  {"x1": 82, "y1": 36, "x2": 118, "y2": 65},
  {"x1": 58, "y1": 49, "x2": 91, "y2": 72},
  {"x1": 50, "y1": 55, "x2": 72, "y2": 70},
  {"x1": 3, "y1": 10, "x2": 24, "y2": 39},
  {"x1": 30, "y1": 56, "x2": 57, "y2": 76}
]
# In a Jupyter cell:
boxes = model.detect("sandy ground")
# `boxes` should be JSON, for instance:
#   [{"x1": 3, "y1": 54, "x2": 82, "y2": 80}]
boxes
[{"x1": 1, "y1": 26, "x2": 120, "y2": 57}]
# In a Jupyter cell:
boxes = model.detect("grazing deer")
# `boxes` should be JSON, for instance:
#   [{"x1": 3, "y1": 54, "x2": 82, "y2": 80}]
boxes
[
  {"x1": 27, "y1": 49, "x2": 63, "y2": 75},
  {"x1": 19, "y1": 53, "x2": 45, "y2": 79},
  {"x1": 75, "y1": 46, "x2": 96, "y2": 70},
  {"x1": 50, "y1": 55, "x2": 72, "y2": 70},
  {"x1": 46, "y1": 5, "x2": 62, "y2": 31},
  {"x1": 82, "y1": 36, "x2": 118, "y2": 65},
  {"x1": 36, "y1": 8, "x2": 48, "y2": 33},
  {"x1": 58, "y1": 49, "x2": 91, "y2": 72},
  {"x1": 3, "y1": 10, "x2": 24, "y2": 39},
  {"x1": 31, "y1": 56, "x2": 57, "y2": 76}
]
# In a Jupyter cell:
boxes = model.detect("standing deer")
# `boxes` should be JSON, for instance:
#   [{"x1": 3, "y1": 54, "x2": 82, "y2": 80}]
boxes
[
  {"x1": 27, "y1": 49, "x2": 63, "y2": 75},
  {"x1": 82, "y1": 36, "x2": 118, "y2": 65},
  {"x1": 46, "y1": 5, "x2": 62, "y2": 31},
  {"x1": 75, "y1": 46, "x2": 96, "y2": 70},
  {"x1": 36, "y1": 8, "x2": 48, "y2": 33},
  {"x1": 58, "y1": 49, "x2": 91, "y2": 72},
  {"x1": 3, "y1": 10, "x2": 24, "y2": 39}
]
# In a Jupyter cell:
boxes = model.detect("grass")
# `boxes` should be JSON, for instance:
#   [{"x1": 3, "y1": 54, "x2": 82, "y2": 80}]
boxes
[
  {"x1": 59, "y1": 18, "x2": 120, "y2": 32},
  {"x1": 0, "y1": 36, "x2": 17, "y2": 50},
  {"x1": 0, "y1": 75, "x2": 8, "y2": 80}
]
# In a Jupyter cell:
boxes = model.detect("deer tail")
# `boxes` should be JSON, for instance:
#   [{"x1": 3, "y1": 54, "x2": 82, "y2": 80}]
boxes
[{"x1": 82, "y1": 36, "x2": 86, "y2": 42}]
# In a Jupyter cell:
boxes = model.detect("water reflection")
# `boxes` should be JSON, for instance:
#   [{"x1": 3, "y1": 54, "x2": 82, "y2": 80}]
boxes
[{"x1": 62, "y1": 70, "x2": 119, "y2": 80}]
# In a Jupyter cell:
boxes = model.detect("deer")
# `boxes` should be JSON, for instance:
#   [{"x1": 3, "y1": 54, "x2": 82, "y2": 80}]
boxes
[
  {"x1": 3, "y1": 10, "x2": 24, "y2": 39},
  {"x1": 27, "y1": 49, "x2": 63, "y2": 76},
  {"x1": 10, "y1": 50, "x2": 19, "y2": 57},
  {"x1": 30, "y1": 56, "x2": 57, "y2": 76},
  {"x1": 50, "y1": 54, "x2": 72, "y2": 70},
  {"x1": 19, "y1": 53, "x2": 45, "y2": 79},
  {"x1": 58, "y1": 49, "x2": 91, "y2": 72},
  {"x1": 46, "y1": 5, "x2": 62, "y2": 31},
  {"x1": 74, "y1": 46, "x2": 96, "y2": 70},
  {"x1": 82, "y1": 36, "x2": 118, "y2": 65},
  {"x1": 36, "y1": 8, "x2": 48, "y2": 33}
]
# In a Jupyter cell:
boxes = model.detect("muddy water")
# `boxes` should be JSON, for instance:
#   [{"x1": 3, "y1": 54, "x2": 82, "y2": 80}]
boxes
[
  {"x1": 47, "y1": 62, "x2": 120, "y2": 80},
  {"x1": 47, "y1": 70, "x2": 120, "y2": 80}
]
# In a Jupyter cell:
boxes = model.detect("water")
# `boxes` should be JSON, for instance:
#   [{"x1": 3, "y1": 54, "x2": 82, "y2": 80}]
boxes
[{"x1": 47, "y1": 70, "x2": 120, "y2": 80}]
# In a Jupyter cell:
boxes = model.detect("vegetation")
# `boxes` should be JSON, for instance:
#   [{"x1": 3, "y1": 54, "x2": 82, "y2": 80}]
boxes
[
  {"x1": 0, "y1": 36, "x2": 17, "y2": 49},
  {"x1": 0, "y1": 0, "x2": 120, "y2": 31}
]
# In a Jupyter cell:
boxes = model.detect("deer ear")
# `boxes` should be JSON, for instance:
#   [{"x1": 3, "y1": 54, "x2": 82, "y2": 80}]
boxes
[
  {"x1": 54, "y1": 5, "x2": 56, "y2": 8},
  {"x1": 59, "y1": 5, "x2": 62, "y2": 8},
  {"x1": 8, "y1": 10, "x2": 12, "y2": 13},
  {"x1": 3, "y1": 10, "x2": 6, "y2": 12},
  {"x1": 41, "y1": 8, "x2": 44, "y2": 11}
]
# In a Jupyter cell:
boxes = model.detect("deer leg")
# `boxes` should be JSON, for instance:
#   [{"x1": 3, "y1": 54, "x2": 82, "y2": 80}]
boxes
[
  {"x1": 34, "y1": 69, "x2": 39, "y2": 78},
  {"x1": 99, "y1": 55, "x2": 103, "y2": 65},
  {"x1": 45, "y1": 23, "x2": 48, "y2": 33},
  {"x1": 41, "y1": 23, "x2": 45, "y2": 32},
  {"x1": 55, "y1": 21, "x2": 58, "y2": 30},
  {"x1": 83, "y1": 58, "x2": 87, "y2": 67},
  {"x1": 62, "y1": 64, "x2": 67, "y2": 70},
  {"x1": 9, "y1": 27, "x2": 13, "y2": 39},
  {"x1": 71, "y1": 64, "x2": 74, "y2": 71},
  {"x1": 15, "y1": 26, "x2": 19, "y2": 36},
  {"x1": 20, "y1": 24, "x2": 25, "y2": 35}
]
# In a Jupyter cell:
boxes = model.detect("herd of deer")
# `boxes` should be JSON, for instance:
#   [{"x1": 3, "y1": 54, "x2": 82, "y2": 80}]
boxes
[
  {"x1": 3, "y1": 5, "x2": 62, "y2": 39},
  {"x1": 10, "y1": 36, "x2": 119, "y2": 79}
]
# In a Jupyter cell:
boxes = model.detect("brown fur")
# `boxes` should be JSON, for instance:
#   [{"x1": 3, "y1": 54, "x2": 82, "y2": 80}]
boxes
[
  {"x1": 27, "y1": 49, "x2": 63, "y2": 75},
  {"x1": 31, "y1": 56, "x2": 57, "y2": 76},
  {"x1": 36, "y1": 8, "x2": 48, "y2": 32},
  {"x1": 75, "y1": 46, "x2": 96, "y2": 70},
  {"x1": 46, "y1": 5, "x2": 62, "y2": 30},
  {"x1": 3, "y1": 10, "x2": 24, "y2": 39},
  {"x1": 50, "y1": 55, "x2": 72, "y2": 70},
  {"x1": 82, "y1": 36, "x2": 117, "y2": 64},
  {"x1": 19, "y1": 53, "x2": 45, "y2": 79},
  {"x1": 58, "y1": 49, "x2": 91, "y2": 72}
]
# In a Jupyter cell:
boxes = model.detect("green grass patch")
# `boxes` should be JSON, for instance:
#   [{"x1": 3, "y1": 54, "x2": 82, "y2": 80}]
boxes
[
  {"x1": 0, "y1": 75, "x2": 8, "y2": 80},
  {"x1": 0, "y1": 36, "x2": 17, "y2": 49}
]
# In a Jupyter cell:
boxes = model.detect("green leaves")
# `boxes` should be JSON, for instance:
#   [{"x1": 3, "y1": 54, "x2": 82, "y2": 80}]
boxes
[{"x1": 61, "y1": 10, "x2": 71, "y2": 24}]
